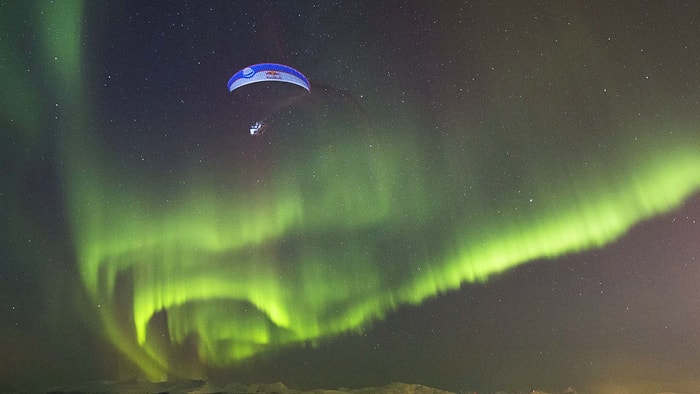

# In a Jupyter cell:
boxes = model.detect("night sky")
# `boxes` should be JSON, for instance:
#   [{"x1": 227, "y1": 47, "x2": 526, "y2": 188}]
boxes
[{"x1": 1, "y1": 1, "x2": 700, "y2": 393}]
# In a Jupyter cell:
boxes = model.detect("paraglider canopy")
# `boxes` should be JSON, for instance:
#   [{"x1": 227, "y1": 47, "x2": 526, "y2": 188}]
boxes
[{"x1": 227, "y1": 63, "x2": 311, "y2": 92}]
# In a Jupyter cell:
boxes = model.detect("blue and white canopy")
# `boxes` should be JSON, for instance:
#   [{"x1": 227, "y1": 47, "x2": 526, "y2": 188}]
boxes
[{"x1": 227, "y1": 63, "x2": 311, "y2": 92}]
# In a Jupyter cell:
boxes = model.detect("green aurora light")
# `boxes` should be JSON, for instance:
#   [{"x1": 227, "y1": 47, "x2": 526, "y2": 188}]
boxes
[
  {"x1": 71, "y1": 130, "x2": 699, "y2": 380},
  {"x1": 14, "y1": 1, "x2": 700, "y2": 382}
]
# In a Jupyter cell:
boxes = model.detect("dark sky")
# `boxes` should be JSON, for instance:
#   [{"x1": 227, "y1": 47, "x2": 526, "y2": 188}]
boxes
[{"x1": 1, "y1": 1, "x2": 700, "y2": 393}]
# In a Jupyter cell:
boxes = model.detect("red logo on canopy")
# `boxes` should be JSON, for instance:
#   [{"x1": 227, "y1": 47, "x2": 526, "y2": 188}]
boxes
[{"x1": 265, "y1": 71, "x2": 282, "y2": 79}]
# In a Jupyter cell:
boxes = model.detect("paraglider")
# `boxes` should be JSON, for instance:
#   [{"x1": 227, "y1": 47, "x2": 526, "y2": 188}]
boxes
[
  {"x1": 228, "y1": 63, "x2": 311, "y2": 93},
  {"x1": 227, "y1": 62, "x2": 371, "y2": 137},
  {"x1": 249, "y1": 120, "x2": 267, "y2": 136},
  {"x1": 228, "y1": 63, "x2": 311, "y2": 136}
]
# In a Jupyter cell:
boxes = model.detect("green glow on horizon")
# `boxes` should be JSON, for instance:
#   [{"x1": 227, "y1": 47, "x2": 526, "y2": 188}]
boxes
[
  {"x1": 18, "y1": 2, "x2": 700, "y2": 382},
  {"x1": 69, "y1": 127, "x2": 700, "y2": 380}
]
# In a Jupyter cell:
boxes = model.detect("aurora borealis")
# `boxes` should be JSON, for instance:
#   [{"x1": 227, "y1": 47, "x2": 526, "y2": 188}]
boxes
[{"x1": 2, "y1": 1, "x2": 700, "y2": 393}]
